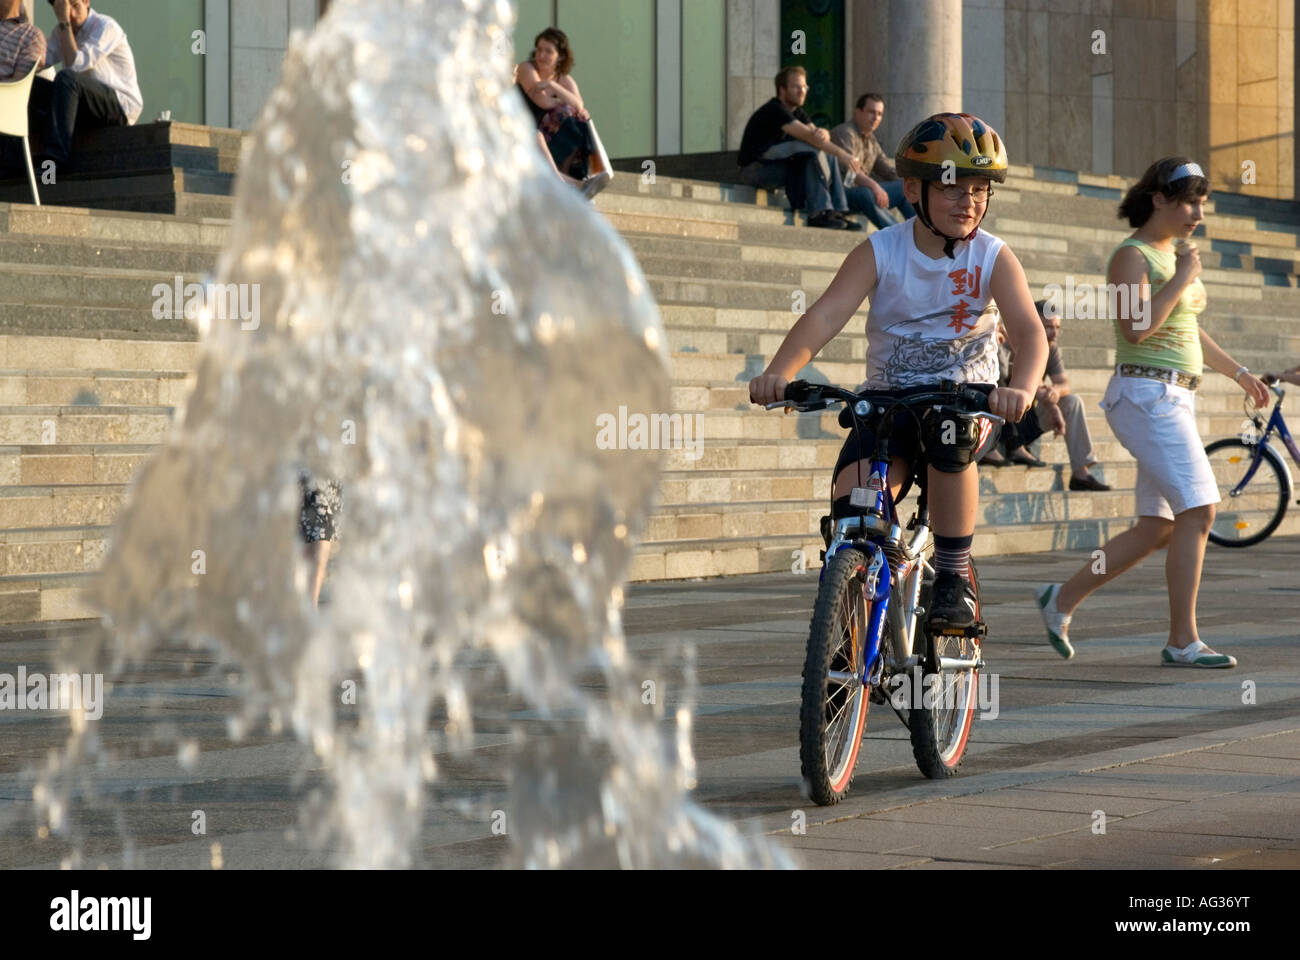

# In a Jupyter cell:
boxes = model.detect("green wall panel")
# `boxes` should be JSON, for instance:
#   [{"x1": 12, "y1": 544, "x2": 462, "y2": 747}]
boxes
[
  {"x1": 35, "y1": 0, "x2": 206, "y2": 124},
  {"x1": 512, "y1": 0, "x2": 554, "y2": 66},
  {"x1": 556, "y1": 0, "x2": 654, "y2": 159},
  {"x1": 681, "y1": 0, "x2": 724, "y2": 153}
]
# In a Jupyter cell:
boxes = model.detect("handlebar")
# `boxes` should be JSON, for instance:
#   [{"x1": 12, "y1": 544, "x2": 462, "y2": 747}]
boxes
[{"x1": 764, "y1": 379, "x2": 1001, "y2": 422}]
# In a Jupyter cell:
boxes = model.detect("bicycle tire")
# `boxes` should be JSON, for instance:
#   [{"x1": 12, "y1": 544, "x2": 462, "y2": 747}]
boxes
[
  {"x1": 800, "y1": 548, "x2": 873, "y2": 806},
  {"x1": 1205, "y1": 438, "x2": 1290, "y2": 548},
  {"x1": 909, "y1": 562, "x2": 979, "y2": 779}
]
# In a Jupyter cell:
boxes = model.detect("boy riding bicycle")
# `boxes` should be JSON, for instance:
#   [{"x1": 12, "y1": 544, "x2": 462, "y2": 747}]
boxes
[{"x1": 749, "y1": 113, "x2": 1048, "y2": 630}]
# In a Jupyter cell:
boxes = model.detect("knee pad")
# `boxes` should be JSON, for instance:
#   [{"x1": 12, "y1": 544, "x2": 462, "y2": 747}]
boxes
[{"x1": 921, "y1": 406, "x2": 1000, "y2": 473}]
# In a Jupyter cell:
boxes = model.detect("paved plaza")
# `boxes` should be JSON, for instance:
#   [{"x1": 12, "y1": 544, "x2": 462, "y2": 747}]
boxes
[{"x1": 1, "y1": 536, "x2": 1298, "y2": 869}]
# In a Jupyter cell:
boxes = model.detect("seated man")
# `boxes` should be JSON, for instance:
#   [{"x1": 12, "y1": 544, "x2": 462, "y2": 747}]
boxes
[
  {"x1": 737, "y1": 65, "x2": 865, "y2": 231},
  {"x1": 830, "y1": 93, "x2": 916, "y2": 229},
  {"x1": 987, "y1": 302, "x2": 1110, "y2": 491},
  {"x1": 30, "y1": 0, "x2": 141, "y2": 169}
]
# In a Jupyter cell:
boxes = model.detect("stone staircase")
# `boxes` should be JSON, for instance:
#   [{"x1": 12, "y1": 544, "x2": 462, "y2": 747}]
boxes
[
  {"x1": 0, "y1": 122, "x2": 243, "y2": 219},
  {"x1": 1, "y1": 157, "x2": 1299, "y2": 620}
]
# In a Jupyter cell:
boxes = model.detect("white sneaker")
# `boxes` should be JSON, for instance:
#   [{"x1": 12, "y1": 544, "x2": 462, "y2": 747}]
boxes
[
  {"x1": 1035, "y1": 583, "x2": 1073, "y2": 659},
  {"x1": 1161, "y1": 640, "x2": 1237, "y2": 668}
]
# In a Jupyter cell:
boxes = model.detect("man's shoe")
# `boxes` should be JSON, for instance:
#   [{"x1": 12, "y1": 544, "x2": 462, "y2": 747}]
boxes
[
  {"x1": 1035, "y1": 583, "x2": 1073, "y2": 659},
  {"x1": 927, "y1": 571, "x2": 978, "y2": 629},
  {"x1": 1008, "y1": 449, "x2": 1047, "y2": 467},
  {"x1": 833, "y1": 212, "x2": 864, "y2": 232},
  {"x1": 808, "y1": 210, "x2": 848, "y2": 230},
  {"x1": 1069, "y1": 473, "x2": 1111, "y2": 492},
  {"x1": 1161, "y1": 640, "x2": 1236, "y2": 668}
]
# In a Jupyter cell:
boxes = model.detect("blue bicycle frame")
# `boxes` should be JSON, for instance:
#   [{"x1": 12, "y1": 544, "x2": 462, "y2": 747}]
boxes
[
  {"x1": 1233, "y1": 400, "x2": 1300, "y2": 496},
  {"x1": 820, "y1": 456, "x2": 933, "y2": 689}
]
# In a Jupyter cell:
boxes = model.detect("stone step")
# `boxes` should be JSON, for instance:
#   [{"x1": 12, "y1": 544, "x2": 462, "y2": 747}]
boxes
[
  {"x1": 667, "y1": 378, "x2": 1258, "y2": 417},
  {"x1": 0, "y1": 525, "x2": 108, "y2": 578},
  {"x1": 0, "y1": 571, "x2": 96, "y2": 623},
  {"x1": 629, "y1": 532, "x2": 824, "y2": 581},
  {"x1": 0, "y1": 234, "x2": 219, "y2": 274},
  {"x1": 0, "y1": 261, "x2": 204, "y2": 308},
  {"x1": 601, "y1": 209, "x2": 739, "y2": 242},
  {"x1": 0, "y1": 369, "x2": 192, "y2": 407},
  {"x1": 0, "y1": 336, "x2": 197, "y2": 372},
  {"x1": 0, "y1": 203, "x2": 230, "y2": 248},
  {"x1": 0, "y1": 301, "x2": 196, "y2": 340},
  {"x1": 654, "y1": 460, "x2": 1144, "y2": 508},
  {"x1": 0, "y1": 406, "x2": 173, "y2": 445},
  {"x1": 595, "y1": 189, "x2": 792, "y2": 227},
  {"x1": 0, "y1": 483, "x2": 125, "y2": 532},
  {"x1": 0, "y1": 444, "x2": 155, "y2": 485},
  {"x1": 684, "y1": 406, "x2": 1250, "y2": 450},
  {"x1": 627, "y1": 508, "x2": 1300, "y2": 582}
]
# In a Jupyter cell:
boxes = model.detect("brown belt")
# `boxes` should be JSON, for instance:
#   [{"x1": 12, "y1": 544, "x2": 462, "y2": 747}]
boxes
[{"x1": 1116, "y1": 363, "x2": 1201, "y2": 391}]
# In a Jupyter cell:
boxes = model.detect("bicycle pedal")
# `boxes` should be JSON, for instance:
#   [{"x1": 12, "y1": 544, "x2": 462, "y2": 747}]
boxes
[{"x1": 930, "y1": 622, "x2": 987, "y2": 639}]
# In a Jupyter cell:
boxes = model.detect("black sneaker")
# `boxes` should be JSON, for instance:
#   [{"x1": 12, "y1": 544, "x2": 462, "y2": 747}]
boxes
[
  {"x1": 926, "y1": 571, "x2": 978, "y2": 629},
  {"x1": 808, "y1": 210, "x2": 848, "y2": 230},
  {"x1": 833, "y1": 212, "x2": 865, "y2": 232}
]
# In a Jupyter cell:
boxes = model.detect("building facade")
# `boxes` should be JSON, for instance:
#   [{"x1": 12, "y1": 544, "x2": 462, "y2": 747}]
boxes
[
  {"x1": 517, "y1": 0, "x2": 1299, "y2": 200},
  {"x1": 23, "y1": 0, "x2": 328, "y2": 130},
  {"x1": 21, "y1": 1, "x2": 1297, "y2": 199}
]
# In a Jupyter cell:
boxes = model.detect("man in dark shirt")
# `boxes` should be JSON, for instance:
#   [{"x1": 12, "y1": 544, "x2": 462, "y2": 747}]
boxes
[{"x1": 737, "y1": 65, "x2": 866, "y2": 230}]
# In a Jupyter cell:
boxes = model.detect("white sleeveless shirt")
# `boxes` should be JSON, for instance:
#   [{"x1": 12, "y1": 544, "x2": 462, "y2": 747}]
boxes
[{"x1": 860, "y1": 219, "x2": 1005, "y2": 389}]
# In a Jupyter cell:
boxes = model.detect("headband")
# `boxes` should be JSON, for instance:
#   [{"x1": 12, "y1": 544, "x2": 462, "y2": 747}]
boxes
[{"x1": 1167, "y1": 162, "x2": 1204, "y2": 183}]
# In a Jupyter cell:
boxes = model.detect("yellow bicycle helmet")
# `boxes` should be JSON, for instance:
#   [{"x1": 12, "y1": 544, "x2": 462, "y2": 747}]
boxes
[{"x1": 895, "y1": 113, "x2": 1008, "y2": 257}]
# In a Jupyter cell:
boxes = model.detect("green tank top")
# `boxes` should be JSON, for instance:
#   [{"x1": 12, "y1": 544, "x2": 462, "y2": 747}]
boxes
[{"x1": 1109, "y1": 238, "x2": 1204, "y2": 375}]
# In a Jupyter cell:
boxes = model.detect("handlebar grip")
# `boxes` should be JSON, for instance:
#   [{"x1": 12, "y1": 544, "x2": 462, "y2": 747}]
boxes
[
  {"x1": 783, "y1": 379, "x2": 813, "y2": 403},
  {"x1": 958, "y1": 386, "x2": 992, "y2": 413}
]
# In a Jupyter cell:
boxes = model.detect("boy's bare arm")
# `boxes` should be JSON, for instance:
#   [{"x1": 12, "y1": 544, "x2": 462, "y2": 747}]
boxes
[
  {"x1": 750, "y1": 240, "x2": 878, "y2": 404},
  {"x1": 988, "y1": 246, "x2": 1046, "y2": 421}
]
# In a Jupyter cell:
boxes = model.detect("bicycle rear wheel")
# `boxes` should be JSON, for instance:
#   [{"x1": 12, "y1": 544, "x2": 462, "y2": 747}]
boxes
[
  {"x1": 800, "y1": 548, "x2": 873, "y2": 805},
  {"x1": 909, "y1": 563, "x2": 980, "y2": 779},
  {"x1": 1205, "y1": 438, "x2": 1290, "y2": 547}
]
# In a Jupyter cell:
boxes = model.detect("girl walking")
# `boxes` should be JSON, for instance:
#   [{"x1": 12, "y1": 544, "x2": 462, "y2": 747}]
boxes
[{"x1": 1036, "y1": 158, "x2": 1270, "y2": 667}]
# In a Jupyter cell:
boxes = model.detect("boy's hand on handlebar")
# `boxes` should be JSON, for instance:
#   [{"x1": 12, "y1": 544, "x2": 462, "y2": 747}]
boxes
[
  {"x1": 749, "y1": 374, "x2": 789, "y2": 406},
  {"x1": 988, "y1": 386, "x2": 1032, "y2": 423}
]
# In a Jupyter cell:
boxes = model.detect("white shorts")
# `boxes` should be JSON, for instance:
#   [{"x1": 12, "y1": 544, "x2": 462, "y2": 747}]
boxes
[{"x1": 1099, "y1": 374, "x2": 1220, "y2": 520}]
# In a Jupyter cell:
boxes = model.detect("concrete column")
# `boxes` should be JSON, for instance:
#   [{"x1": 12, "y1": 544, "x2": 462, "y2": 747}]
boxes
[
  {"x1": 726, "y1": 0, "x2": 779, "y2": 150},
  {"x1": 656, "y1": 0, "x2": 681, "y2": 155},
  {"x1": 205, "y1": 0, "x2": 232, "y2": 129},
  {"x1": 881, "y1": 0, "x2": 962, "y2": 164}
]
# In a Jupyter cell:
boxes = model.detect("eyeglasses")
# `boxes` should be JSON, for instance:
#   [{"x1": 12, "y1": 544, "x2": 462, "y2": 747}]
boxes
[{"x1": 932, "y1": 184, "x2": 993, "y2": 202}]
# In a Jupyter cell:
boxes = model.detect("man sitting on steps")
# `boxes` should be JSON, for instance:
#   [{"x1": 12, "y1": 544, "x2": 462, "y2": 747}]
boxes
[
  {"x1": 986, "y1": 299, "x2": 1110, "y2": 491},
  {"x1": 737, "y1": 65, "x2": 866, "y2": 231},
  {"x1": 30, "y1": 0, "x2": 141, "y2": 172}
]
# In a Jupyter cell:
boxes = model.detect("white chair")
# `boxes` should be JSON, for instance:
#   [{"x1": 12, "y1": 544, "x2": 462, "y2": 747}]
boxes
[{"x1": 0, "y1": 63, "x2": 42, "y2": 206}]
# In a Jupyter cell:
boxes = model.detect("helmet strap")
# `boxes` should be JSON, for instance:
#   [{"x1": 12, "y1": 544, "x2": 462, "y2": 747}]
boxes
[{"x1": 915, "y1": 182, "x2": 989, "y2": 259}]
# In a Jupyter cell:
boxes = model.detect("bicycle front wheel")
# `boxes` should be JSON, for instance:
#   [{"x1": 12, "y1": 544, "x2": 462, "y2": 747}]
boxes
[
  {"x1": 1205, "y1": 438, "x2": 1290, "y2": 547},
  {"x1": 800, "y1": 548, "x2": 873, "y2": 806},
  {"x1": 910, "y1": 564, "x2": 980, "y2": 779}
]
